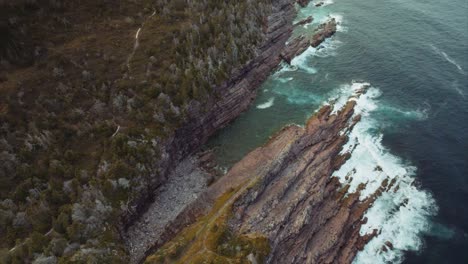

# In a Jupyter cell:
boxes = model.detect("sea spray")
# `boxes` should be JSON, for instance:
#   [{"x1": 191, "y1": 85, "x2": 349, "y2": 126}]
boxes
[
  {"x1": 291, "y1": 47, "x2": 318, "y2": 74},
  {"x1": 328, "y1": 82, "x2": 437, "y2": 264}
]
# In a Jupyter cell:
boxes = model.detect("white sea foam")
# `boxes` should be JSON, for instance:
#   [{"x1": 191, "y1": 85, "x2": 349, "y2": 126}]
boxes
[
  {"x1": 325, "y1": 82, "x2": 437, "y2": 264},
  {"x1": 328, "y1": 13, "x2": 347, "y2": 32},
  {"x1": 275, "y1": 63, "x2": 299, "y2": 74},
  {"x1": 314, "y1": 0, "x2": 334, "y2": 7},
  {"x1": 430, "y1": 44, "x2": 465, "y2": 74},
  {"x1": 314, "y1": 38, "x2": 343, "y2": 58},
  {"x1": 278, "y1": 77, "x2": 294, "y2": 83},
  {"x1": 291, "y1": 47, "x2": 318, "y2": 74},
  {"x1": 256, "y1": 97, "x2": 275, "y2": 109}
]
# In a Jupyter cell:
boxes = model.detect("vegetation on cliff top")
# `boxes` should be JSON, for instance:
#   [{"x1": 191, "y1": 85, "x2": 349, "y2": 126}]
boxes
[
  {"x1": 145, "y1": 188, "x2": 270, "y2": 264},
  {"x1": 0, "y1": 0, "x2": 272, "y2": 262}
]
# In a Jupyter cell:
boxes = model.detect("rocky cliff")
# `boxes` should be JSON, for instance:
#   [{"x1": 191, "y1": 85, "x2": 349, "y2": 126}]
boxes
[
  {"x1": 123, "y1": 0, "x2": 298, "y2": 262},
  {"x1": 144, "y1": 83, "x2": 384, "y2": 264},
  {"x1": 0, "y1": 1, "x2": 347, "y2": 263},
  {"x1": 124, "y1": 3, "x2": 347, "y2": 263}
]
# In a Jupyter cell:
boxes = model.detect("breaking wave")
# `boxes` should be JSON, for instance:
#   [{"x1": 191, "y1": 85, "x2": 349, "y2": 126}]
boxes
[
  {"x1": 291, "y1": 47, "x2": 318, "y2": 74},
  {"x1": 318, "y1": 0, "x2": 334, "y2": 7},
  {"x1": 314, "y1": 38, "x2": 343, "y2": 58},
  {"x1": 328, "y1": 13, "x2": 347, "y2": 32},
  {"x1": 328, "y1": 82, "x2": 437, "y2": 264},
  {"x1": 256, "y1": 97, "x2": 275, "y2": 109}
]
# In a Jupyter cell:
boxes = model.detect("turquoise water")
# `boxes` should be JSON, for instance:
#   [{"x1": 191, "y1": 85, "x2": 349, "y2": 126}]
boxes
[{"x1": 207, "y1": 0, "x2": 468, "y2": 263}]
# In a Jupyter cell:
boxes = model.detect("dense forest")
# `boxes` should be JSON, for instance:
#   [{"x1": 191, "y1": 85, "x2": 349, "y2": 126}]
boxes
[{"x1": 0, "y1": 0, "x2": 273, "y2": 262}]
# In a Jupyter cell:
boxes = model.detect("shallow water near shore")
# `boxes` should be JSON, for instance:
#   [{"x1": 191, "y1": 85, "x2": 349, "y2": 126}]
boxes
[{"x1": 207, "y1": 0, "x2": 468, "y2": 262}]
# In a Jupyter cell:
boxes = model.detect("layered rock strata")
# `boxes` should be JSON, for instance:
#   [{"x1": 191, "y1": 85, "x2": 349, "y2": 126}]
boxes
[
  {"x1": 294, "y1": 16, "x2": 314, "y2": 27},
  {"x1": 126, "y1": 3, "x2": 343, "y2": 264},
  {"x1": 281, "y1": 17, "x2": 337, "y2": 64},
  {"x1": 311, "y1": 18, "x2": 338, "y2": 47},
  {"x1": 229, "y1": 99, "x2": 380, "y2": 264},
  {"x1": 145, "y1": 85, "x2": 386, "y2": 263},
  {"x1": 124, "y1": 0, "x2": 298, "y2": 262},
  {"x1": 281, "y1": 34, "x2": 312, "y2": 64}
]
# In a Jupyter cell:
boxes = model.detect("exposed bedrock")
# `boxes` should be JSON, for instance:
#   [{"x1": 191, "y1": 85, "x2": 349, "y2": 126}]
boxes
[
  {"x1": 316, "y1": 2, "x2": 325, "y2": 7},
  {"x1": 123, "y1": 0, "x2": 297, "y2": 262},
  {"x1": 294, "y1": 15, "x2": 314, "y2": 27},
  {"x1": 125, "y1": 3, "x2": 344, "y2": 263},
  {"x1": 297, "y1": 0, "x2": 311, "y2": 8},
  {"x1": 311, "y1": 18, "x2": 337, "y2": 47},
  {"x1": 230, "y1": 102, "x2": 380, "y2": 264},
  {"x1": 282, "y1": 17, "x2": 337, "y2": 64},
  {"x1": 146, "y1": 85, "x2": 385, "y2": 263},
  {"x1": 281, "y1": 34, "x2": 311, "y2": 64}
]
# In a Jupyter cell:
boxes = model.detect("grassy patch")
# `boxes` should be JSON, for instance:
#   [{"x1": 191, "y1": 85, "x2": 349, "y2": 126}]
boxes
[{"x1": 145, "y1": 188, "x2": 270, "y2": 264}]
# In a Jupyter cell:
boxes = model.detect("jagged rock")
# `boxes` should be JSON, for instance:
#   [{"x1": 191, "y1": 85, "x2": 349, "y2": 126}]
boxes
[
  {"x1": 385, "y1": 241, "x2": 394, "y2": 250},
  {"x1": 125, "y1": 2, "x2": 346, "y2": 263},
  {"x1": 150, "y1": 87, "x2": 384, "y2": 264},
  {"x1": 315, "y1": 1, "x2": 324, "y2": 7},
  {"x1": 311, "y1": 18, "x2": 337, "y2": 47},
  {"x1": 281, "y1": 34, "x2": 311, "y2": 64},
  {"x1": 294, "y1": 16, "x2": 313, "y2": 27},
  {"x1": 123, "y1": 1, "x2": 298, "y2": 263},
  {"x1": 297, "y1": 0, "x2": 311, "y2": 7}
]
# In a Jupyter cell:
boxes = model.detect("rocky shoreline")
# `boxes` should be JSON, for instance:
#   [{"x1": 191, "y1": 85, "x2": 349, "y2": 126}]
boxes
[
  {"x1": 123, "y1": 1, "x2": 345, "y2": 263},
  {"x1": 281, "y1": 17, "x2": 338, "y2": 64},
  {"x1": 143, "y1": 84, "x2": 387, "y2": 264},
  {"x1": 123, "y1": 0, "x2": 297, "y2": 262}
]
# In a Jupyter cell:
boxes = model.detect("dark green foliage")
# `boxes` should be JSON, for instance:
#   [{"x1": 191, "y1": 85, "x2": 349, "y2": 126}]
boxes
[
  {"x1": 28, "y1": 232, "x2": 49, "y2": 255},
  {"x1": 0, "y1": 0, "x2": 273, "y2": 262}
]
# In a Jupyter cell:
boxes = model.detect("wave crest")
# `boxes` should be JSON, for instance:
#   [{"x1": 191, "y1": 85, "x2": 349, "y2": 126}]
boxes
[{"x1": 328, "y1": 82, "x2": 437, "y2": 264}]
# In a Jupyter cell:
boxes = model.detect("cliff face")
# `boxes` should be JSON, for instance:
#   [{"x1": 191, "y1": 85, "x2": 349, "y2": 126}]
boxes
[
  {"x1": 229, "y1": 97, "x2": 377, "y2": 264},
  {"x1": 123, "y1": 0, "x2": 298, "y2": 262},
  {"x1": 170, "y1": 0, "x2": 296, "y2": 158},
  {"x1": 124, "y1": 3, "x2": 349, "y2": 262},
  {"x1": 144, "y1": 84, "x2": 383, "y2": 264}
]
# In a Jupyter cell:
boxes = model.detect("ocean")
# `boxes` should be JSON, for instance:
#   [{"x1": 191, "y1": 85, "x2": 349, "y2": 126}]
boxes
[{"x1": 206, "y1": 0, "x2": 468, "y2": 263}]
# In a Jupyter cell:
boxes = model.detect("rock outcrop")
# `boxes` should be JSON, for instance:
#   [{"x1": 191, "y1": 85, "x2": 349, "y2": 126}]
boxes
[
  {"x1": 229, "y1": 98, "x2": 379, "y2": 264},
  {"x1": 282, "y1": 17, "x2": 338, "y2": 64},
  {"x1": 144, "y1": 84, "x2": 383, "y2": 264},
  {"x1": 311, "y1": 18, "x2": 337, "y2": 47},
  {"x1": 294, "y1": 16, "x2": 313, "y2": 27},
  {"x1": 125, "y1": 3, "x2": 344, "y2": 264},
  {"x1": 297, "y1": 0, "x2": 311, "y2": 7},
  {"x1": 281, "y1": 34, "x2": 311, "y2": 64},
  {"x1": 170, "y1": 0, "x2": 296, "y2": 158},
  {"x1": 123, "y1": 0, "x2": 298, "y2": 262}
]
